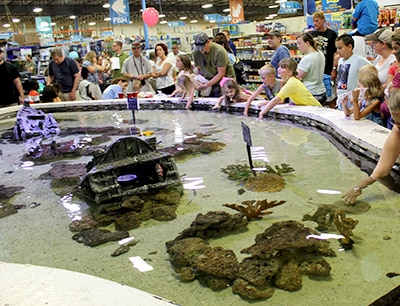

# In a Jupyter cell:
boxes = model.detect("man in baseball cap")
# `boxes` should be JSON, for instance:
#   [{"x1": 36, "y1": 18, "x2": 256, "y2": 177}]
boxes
[
  {"x1": 266, "y1": 30, "x2": 290, "y2": 72},
  {"x1": 192, "y1": 32, "x2": 236, "y2": 97}
]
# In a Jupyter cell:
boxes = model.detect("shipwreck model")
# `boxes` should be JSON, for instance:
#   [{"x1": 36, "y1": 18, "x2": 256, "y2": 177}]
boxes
[{"x1": 80, "y1": 136, "x2": 181, "y2": 204}]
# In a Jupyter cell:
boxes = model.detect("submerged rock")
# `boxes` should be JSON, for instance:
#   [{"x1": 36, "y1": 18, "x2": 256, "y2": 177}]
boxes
[{"x1": 72, "y1": 228, "x2": 129, "y2": 247}]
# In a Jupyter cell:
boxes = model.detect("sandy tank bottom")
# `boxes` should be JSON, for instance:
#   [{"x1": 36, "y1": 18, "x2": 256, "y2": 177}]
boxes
[{"x1": 0, "y1": 109, "x2": 399, "y2": 306}]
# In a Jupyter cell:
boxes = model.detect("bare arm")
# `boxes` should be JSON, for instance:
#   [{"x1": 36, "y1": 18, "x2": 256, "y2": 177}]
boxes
[
  {"x1": 155, "y1": 62, "x2": 172, "y2": 77},
  {"x1": 258, "y1": 96, "x2": 283, "y2": 119},
  {"x1": 244, "y1": 84, "x2": 264, "y2": 116},
  {"x1": 205, "y1": 66, "x2": 226, "y2": 88},
  {"x1": 296, "y1": 69, "x2": 306, "y2": 81},
  {"x1": 69, "y1": 72, "x2": 81, "y2": 101},
  {"x1": 13, "y1": 77, "x2": 25, "y2": 104},
  {"x1": 343, "y1": 125, "x2": 400, "y2": 204}
]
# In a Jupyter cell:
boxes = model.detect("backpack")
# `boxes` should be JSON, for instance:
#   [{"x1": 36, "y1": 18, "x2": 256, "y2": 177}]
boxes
[{"x1": 233, "y1": 57, "x2": 246, "y2": 85}]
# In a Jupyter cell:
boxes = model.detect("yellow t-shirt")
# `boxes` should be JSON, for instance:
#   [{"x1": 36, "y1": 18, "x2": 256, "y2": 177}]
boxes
[{"x1": 276, "y1": 77, "x2": 321, "y2": 106}]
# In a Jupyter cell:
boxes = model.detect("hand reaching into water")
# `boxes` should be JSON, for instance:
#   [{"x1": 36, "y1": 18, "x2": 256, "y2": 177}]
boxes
[{"x1": 342, "y1": 187, "x2": 362, "y2": 205}]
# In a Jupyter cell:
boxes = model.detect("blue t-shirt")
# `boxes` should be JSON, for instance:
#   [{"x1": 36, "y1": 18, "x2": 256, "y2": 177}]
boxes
[
  {"x1": 352, "y1": 0, "x2": 379, "y2": 35},
  {"x1": 102, "y1": 84, "x2": 122, "y2": 100},
  {"x1": 270, "y1": 45, "x2": 291, "y2": 74}
]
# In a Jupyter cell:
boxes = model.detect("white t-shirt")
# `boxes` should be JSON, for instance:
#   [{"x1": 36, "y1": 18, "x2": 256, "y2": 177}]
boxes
[
  {"x1": 373, "y1": 54, "x2": 396, "y2": 85},
  {"x1": 297, "y1": 50, "x2": 326, "y2": 95},
  {"x1": 337, "y1": 54, "x2": 371, "y2": 95},
  {"x1": 154, "y1": 57, "x2": 175, "y2": 90}
]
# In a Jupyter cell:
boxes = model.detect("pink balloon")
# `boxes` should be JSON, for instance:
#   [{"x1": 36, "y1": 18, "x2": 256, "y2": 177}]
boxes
[{"x1": 142, "y1": 7, "x2": 159, "y2": 27}]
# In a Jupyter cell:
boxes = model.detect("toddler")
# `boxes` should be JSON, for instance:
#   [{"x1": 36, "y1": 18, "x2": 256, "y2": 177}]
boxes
[{"x1": 213, "y1": 77, "x2": 251, "y2": 109}]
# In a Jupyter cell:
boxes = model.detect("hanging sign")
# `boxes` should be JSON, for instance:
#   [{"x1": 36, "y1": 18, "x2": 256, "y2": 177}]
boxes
[
  {"x1": 168, "y1": 21, "x2": 186, "y2": 27},
  {"x1": 230, "y1": 0, "x2": 244, "y2": 23},
  {"x1": 35, "y1": 16, "x2": 55, "y2": 47},
  {"x1": 109, "y1": 0, "x2": 130, "y2": 25}
]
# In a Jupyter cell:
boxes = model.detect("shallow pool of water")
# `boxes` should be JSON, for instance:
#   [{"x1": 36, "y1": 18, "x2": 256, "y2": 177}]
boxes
[{"x1": 0, "y1": 109, "x2": 399, "y2": 305}]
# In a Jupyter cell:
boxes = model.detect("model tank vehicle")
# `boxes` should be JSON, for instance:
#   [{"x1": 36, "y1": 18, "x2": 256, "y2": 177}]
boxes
[{"x1": 80, "y1": 136, "x2": 181, "y2": 204}]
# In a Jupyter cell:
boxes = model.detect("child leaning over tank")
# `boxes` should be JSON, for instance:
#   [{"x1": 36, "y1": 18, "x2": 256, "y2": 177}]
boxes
[
  {"x1": 243, "y1": 64, "x2": 285, "y2": 116},
  {"x1": 212, "y1": 77, "x2": 251, "y2": 110},
  {"x1": 258, "y1": 58, "x2": 321, "y2": 119}
]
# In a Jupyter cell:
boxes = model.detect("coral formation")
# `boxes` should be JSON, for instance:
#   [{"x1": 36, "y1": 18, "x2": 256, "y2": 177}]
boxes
[
  {"x1": 302, "y1": 205, "x2": 337, "y2": 232},
  {"x1": 166, "y1": 218, "x2": 335, "y2": 301},
  {"x1": 221, "y1": 163, "x2": 294, "y2": 192},
  {"x1": 223, "y1": 199, "x2": 286, "y2": 221},
  {"x1": 334, "y1": 210, "x2": 359, "y2": 249},
  {"x1": 245, "y1": 173, "x2": 286, "y2": 192}
]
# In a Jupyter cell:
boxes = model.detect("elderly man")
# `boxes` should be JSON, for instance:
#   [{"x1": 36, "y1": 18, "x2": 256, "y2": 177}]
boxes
[
  {"x1": 192, "y1": 32, "x2": 236, "y2": 97},
  {"x1": 122, "y1": 41, "x2": 154, "y2": 93},
  {"x1": 0, "y1": 47, "x2": 25, "y2": 107},
  {"x1": 48, "y1": 48, "x2": 80, "y2": 101}
]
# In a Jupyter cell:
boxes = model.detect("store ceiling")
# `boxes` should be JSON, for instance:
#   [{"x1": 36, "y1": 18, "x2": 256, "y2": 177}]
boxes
[{"x1": 0, "y1": 0, "x2": 303, "y2": 26}]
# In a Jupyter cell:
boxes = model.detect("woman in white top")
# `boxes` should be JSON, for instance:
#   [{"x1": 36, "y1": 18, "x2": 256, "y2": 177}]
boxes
[
  {"x1": 152, "y1": 43, "x2": 175, "y2": 94},
  {"x1": 296, "y1": 32, "x2": 327, "y2": 105},
  {"x1": 365, "y1": 28, "x2": 396, "y2": 89}
]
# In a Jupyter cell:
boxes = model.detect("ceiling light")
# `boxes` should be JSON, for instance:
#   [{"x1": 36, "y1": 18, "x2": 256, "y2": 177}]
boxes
[
  {"x1": 104, "y1": 17, "x2": 111, "y2": 21},
  {"x1": 265, "y1": 16, "x2": 274, "y2": 19},
  {"x1": 3, "y1": 23, "x2": 10, "y2": 28},
  {"x1": 275, "y1": 0, "x2": 286, "y2": 2},
  {"x1": 70, "y1": 15, "x2": 76, "y2": 19},
  {"x1": 51, "y1": 22, "x2": 56, "y2": 26},
  {"x1": 88, "y1": 22, "x2": 96, "y2": 26},
  {"x1": 269, "y1": 14, "x2": 278, "y2": 17},
  {"x1": 160, "y1": 20, "x2": 167, "y2": 24},
  {"x1": 103, "y1": 3, "x2": 110, "y2": 8},
  {"x1": 33, "y1": 7, "x2": 43, "y2": 13},
  {"x1": 179, "y1": 16, "x2": 187, "y2": 20},
  {"x1": 269, "y1": 5, "x2": 279, "y2": 8},
  {"x1": 12, "y1": 18, "x2": 20, "y2": 23},
  {"x1": 201, "y1": 4, "x2": 213, "y2": 8},
  {"x1": 159, "y1": 14, "x2": 166, "y2": 18},
  {"x1": 223, "y1": 8, "x2": 230, "y2": 12},
  {"x1": 190, "y1": 20, "x2": 198, "y2": 23}
]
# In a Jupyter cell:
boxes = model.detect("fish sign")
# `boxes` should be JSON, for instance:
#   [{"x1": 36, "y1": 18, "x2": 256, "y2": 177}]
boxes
[{"x1": 109, "y1": 0, "x2": 130, "y2": 25}]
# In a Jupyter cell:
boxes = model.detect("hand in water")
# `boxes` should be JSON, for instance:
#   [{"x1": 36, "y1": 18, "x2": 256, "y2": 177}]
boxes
[{"x1": 342, "y1": 188, "x2": 362, "y2": 205}]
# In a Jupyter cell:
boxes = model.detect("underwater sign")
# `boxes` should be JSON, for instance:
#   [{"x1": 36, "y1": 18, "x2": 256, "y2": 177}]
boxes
[{"x1": 109, "y1": 0, "x2": 130, "y2": 25}]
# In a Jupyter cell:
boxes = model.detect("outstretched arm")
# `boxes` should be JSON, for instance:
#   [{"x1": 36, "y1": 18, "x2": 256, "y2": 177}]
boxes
[
  {"x1": 343, "y1": 125, "x2": 400, "y2": 204},
  {"x1": 258, "y1": 96, "x2": 283, "y2": 119}
]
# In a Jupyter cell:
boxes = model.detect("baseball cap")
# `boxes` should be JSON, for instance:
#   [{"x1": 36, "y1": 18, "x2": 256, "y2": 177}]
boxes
[
  {"x1": 194, "y1": 33, "x2": 209, "y2": 51},
  {"x1": 266, "y1": 30, "x2": 282, "y2": 38},
  {"x1": 131, "y1": 41, "x2": 142, "y2": 49},
  {"x1": 365, "y1": 28, "x2": 392, "y2": 44}
]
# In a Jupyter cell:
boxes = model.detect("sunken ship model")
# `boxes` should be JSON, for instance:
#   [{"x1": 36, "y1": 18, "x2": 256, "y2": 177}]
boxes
[{"x1": 80, "y1": 136, "x2": 181, "y2": 204}]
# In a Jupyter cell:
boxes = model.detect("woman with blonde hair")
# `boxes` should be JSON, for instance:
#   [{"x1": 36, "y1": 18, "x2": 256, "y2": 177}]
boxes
[{"x1": 82, "y1": 51, "x2": 103, "y2": 85}]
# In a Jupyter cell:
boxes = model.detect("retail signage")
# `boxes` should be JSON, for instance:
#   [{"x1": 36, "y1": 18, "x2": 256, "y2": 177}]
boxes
[
  {"x1": 109, "y1": 0, "x2": 130, "y2": 25},
  {"x1": 204, "y1": 14, "x2": 232, "y2": 23},
  {"x1": 230, "y1": 0, "x2": 244, "y2": 24},
  {"x1": 278, "y1": 1, "x2": 302, "y2": 14},
  {"x1": 167, "y1": 21, "x2": 186, "y2": 27},
  {"x1": 35, "y1": 16, "x2": 55, "y2": 47},
  {"x1": 305, "y1": 0, "x2": 352, "y2": 15}
]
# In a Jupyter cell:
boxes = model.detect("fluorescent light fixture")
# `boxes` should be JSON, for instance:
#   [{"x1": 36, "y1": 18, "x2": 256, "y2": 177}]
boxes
[
  {"x1": 159, "y1": 14, "x2": 166, "y2": 18},
  {"x1": 104, "y1": 17, "x2": 111, "y2": 21},
  {"x1": 88, "y1": 22, "x2": 96, "y2": 26},
  {"x1": 201, "y1": 4, "x2": 213, "y2": 8},
  {"x1": 265, "y1": 16, "x2": 274, "y2": 19},
  {"x1": 190, "y1": 20, "x2": 198, "y2": 23},
  {"x1": 160, "y1": 20, "x2": 167, "y2": 24},
  {"x1": 223, "y1": 8, "x2": 230, "y2": 12},
  {"x1": 3, "y1": 23, "x2": 10, "y2": 28},
  {"x1": 69, "y1": 15, "x2": 76, "y2": 19},
  {"x1": 12, "y1": 18, "x2": 20, "y2": 23},
  {"x1": 275, "y1": 0, "x2": 286, "y2": 2},
  {"x1": 269, "y1": 14, "x2": 278, "y2": 17},
  {"x1": 33, "y1": 7, "x2": 43, "y2": 13},
  {"x1": 51, "y1": 22, "x2": 56, "y2": 26},
  {"x1": 103, "y1": 3, "x2": 110, "y2": 8},
  {"x1": 269, "y1": 5, "x2": 279, "y2": 8},
  {"x1": 179, "y1": 16, "x2": 187, "y2": 20}
]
